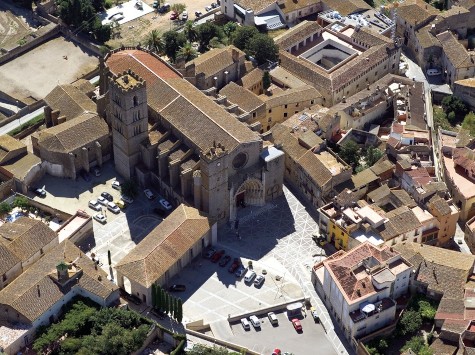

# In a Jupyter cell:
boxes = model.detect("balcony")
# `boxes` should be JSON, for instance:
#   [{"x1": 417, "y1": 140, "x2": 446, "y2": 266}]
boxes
[{"x1": 350, "y1": 297, "x2": 396, "y2": 324}]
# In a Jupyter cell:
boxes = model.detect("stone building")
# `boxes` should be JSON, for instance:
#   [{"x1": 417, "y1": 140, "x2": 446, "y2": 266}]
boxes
[{"x1": 100, "y1": 48, "x2": 285, "y2": 223}]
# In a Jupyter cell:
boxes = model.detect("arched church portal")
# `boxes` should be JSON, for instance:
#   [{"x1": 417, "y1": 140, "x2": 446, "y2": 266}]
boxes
[{"x1": 234, "y1": 178, "x2": 264, "y2": 207}]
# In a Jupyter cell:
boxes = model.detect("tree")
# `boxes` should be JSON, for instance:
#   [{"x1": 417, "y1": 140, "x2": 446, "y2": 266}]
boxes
[
  {"x1": 151, "y1": 284, "x2": 157, "y2": 309},
  {"x1": 170, "y1": 3, "x2": 186, "y2": 14},
  {"x1": 93, "y1": 22, "x2": 111, "y2": 42},
  {"x1": 338, "y1": 141, "x2": 360, "y2": 168},
  {"x1": 246, "y1": 33, "x2": 278, "y2": 65},
  {"x1": 442, "y1": 95, "x2": 468, "y2": 122},
  {"x1": 232, "y1": 26, "x2": 259, "y2": 50},
  {"x1": 163, "y1": 31, "x2": 186, "y2": 62},
  {"x1": 462, "y1": 112, "x2": 475, "y2": 136},
  {"x1": 197, "y1": 22, "x2": 223, "y2": 50},
  {"x1": 401, "y1": 336, "x2": 433, "y2": 355},
  {"x1": 176, "y1": 298, "x2": 183, "y2": 323},
  {"x1": 121, "y1": 179, "x2": 138, "y2": 198},
  {"x1": 145, "y1": 29, "x2": 164, "y2": 55},
  {"x1": 187, "y1": 345, "x2": 234, "y2": 355},
  {"x1": 365, "y1": 147, "x2": 383, "y2": 167},
  {"x1": 399, "y1": 310, "x2": 422, "y2": 335},
  {"x1": 0, "y1": 202, "x2": 12, "y2": 217},
  {"x1": 183, "y1": 21, "x2": 197, "y2": 43},
  {"x1": 262, "y1": 70, "x2": 271, "y2": 90},
  {"x1": 177, "y1": 43, "x2": 198, "y2": 62},
  {"x1": 222, "y1": 22, "x2": 237, "y2": 39},
  {"x1": 13, "y1": 196, "x2": 29, "y2": 210}
]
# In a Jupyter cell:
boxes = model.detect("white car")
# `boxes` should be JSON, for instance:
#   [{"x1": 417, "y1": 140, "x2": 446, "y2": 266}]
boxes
[
  {"x1": 107, "y1": 202, "x2": 121, "y2": 214},
  {"x1": 88, "y1": 200, "x2": 101, "y2": 211},
  {"x1": 205, "y1": 5, "x2": 212, "y2": 11},
  {"x1": 181, "y1": 11, "x2": 188, "y2": 20},
  {"x1": 254, "y1": 274, "x2": 265, "y2": 287},
  {"x1": 93, "y1": 213, "x2": 107, "y2": 223},
  {"x1": 121, "y1": 195, "x2": 134, "y2": 204},
  {"x1": 241, "y1": 318, "x2": 250, "y2": 330},
  {"x1": 112, "y1": 180, "x2": 121, "y2": 190},
  {"x1": 244, "y1": 270, "x2": 256, "y2": 283},
  {"x1": 267, "y1": 311, "x2": 278, "y2": 325},
  {"x1": 144, "y1": 189, "x2": 155, "y2": 200},
  {"x1": 249, "y1": 315, "x2": 260, "y2": 328},
  {"x1": 159, "y1": 198, "x2": 172, "y2": 210},
  {"x1": 97, "y1": 196, "x2": 108, "y2": 206}
]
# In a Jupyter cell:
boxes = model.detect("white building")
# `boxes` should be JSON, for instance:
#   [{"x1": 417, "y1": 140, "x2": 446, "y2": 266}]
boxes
[{"x1": 312, "y1": 242, "x2": 412, "y2": 342}]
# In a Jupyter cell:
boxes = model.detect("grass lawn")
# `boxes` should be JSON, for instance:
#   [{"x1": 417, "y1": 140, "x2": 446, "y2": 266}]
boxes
[{"x1": 8, "y1": 112, "x2": 45, "y2": 136}]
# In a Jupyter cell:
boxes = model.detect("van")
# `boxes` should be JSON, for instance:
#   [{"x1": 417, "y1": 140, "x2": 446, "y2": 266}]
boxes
[
  {"x1": 241, "y1": 318, "x2": 250, "y2": 330},
  {"x1": 107, "y1": 202, "x2": 120, "y2": 214},
  {"x1": 426, "y1": 69, "x2": 441, "y2": 76},
  {"x1": 249, "y1": 315, "x2": 260, "y2": 328},
  {"x1": 244, "y1": 270, "x2": 256, "y2": 283},
  {"x1": 267, "y1": 312, "x2": 278, "y2": 325}
]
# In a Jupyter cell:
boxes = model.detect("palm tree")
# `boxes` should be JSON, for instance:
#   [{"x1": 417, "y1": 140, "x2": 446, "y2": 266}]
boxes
[
  {"x1": 177, "y1": 43, "x2": 198, "y2": 62},
  {"x1": 145, "y1": 29, "x2": 163, "y2": 55},
  {"x1": 184, "y1": 20, "x2": 197, "y2": 43}
]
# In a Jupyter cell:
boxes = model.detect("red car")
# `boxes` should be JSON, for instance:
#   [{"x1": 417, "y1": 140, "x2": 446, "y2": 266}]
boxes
[
  {"x1": 292, "y1": 318, "x2": 302, "y2": 332},
  {"x1": 228, "y1": 258, "x2": 240, "y2": 273},
  {"x1": 211, "y1": 249, "x2": 225, "y2": 263},
  {"x1": 169, "y1": 11, "x2": 178, "y2": 20}
]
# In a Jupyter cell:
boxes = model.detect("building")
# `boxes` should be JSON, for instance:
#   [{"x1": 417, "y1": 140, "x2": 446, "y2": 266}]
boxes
[
  {"x1": 179, "y1": 46, "x2": 247, "y2": 91},
  {"x1": 454, "y1": 78, "x2": 475, "y2": 110},
  {"x1": 312, "y1": 242, "x2": 412, "y2": 342},
  {"x1": 101, "y1": 48, "x2": 285, "y2": 223},
  {"x1": 426, "y1": 195, "x2": 459, "y2": 246},
  {"x1": 0, "y1": 217, "x2": 58, "y2": 290},
  {"x1": 277, "y1": 22, "x2": 401, "y2": 106},
  {"x1": 464, "y1": 215, "x2": 475, "y2": 253},
  {"x1": 115, "y1": 204, "x2": 216, "y2": 306},
  {"x1": 0, "y1": 240, "x2": 119, "y2": 354}
]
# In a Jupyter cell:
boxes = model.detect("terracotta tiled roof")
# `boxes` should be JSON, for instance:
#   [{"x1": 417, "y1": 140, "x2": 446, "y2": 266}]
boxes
[
  {"x1": 428, "y1": 195, "x2": 452, "y2": 216},
  {"x1": 437, "y1": 31, "x2": 475, "y2": 69},
  {"x1": 219, "y1": 82, "x2": 265, "y2": 113},
  {"x1": 297, "y1": 150, "x2": 333, "y2": 188},
  {"x1": 321, "y1": 0, "x2": 371, "y2": 16},
  {"x1": 455, "y1": 78, "x2": 475, "y2": 88},
  {"x1": 367, "y1": 184, "x2": 391, "y2": 202},
  {"x1": 379, "y1": 207, "x2": 421, "y2": 240},
  {"x1": 415, "y1": 25, "x2": 440, "y2": 49},
  {"x1": 350, "y1": 27, "x2": 393, "y2": 47},
  {"x1": 351, "y1": 168, "x2": 378, "y2": 189},
  {"x1": 271, "y1": 123, "x2": 308, "y2": 160},
  {"x1": 0, "y1": 135, "x2": 26, "y2": 164},
  {"x1": 274, "y1": 21, "x2": 322, "y2": 49},
  {"x1": 429, "y1": 338, "x2": 458, "y2": 355},
  {"x1": 323, "y1": 242, "x2": 400, "y2": 303},
  {"x1": 262, "y1": 85, "x2": 321, "y2": 108},
  {"x1": 1, "y1": 153, "x2": 42, "y2": 180},
  {"x1": 115, "y1": 205, "x2": 212, "y2": 288},
  {"x1": 44, "y1": 84, "x2": 97, "y2": 121},
  {"x1": 186, "y1": 46, "x2": 245, "y2": 78},
  {"x1": 269, "y1": 66, "x2": 307, "y2": 88},
  {"x1": 239, "y1": 68, "x2": 264, "y2": 90},
  {"x1": 0, "y1": 244, "x2": 21, "y2": 276},
  {"x1": 279, "y1": 0, "x2": 316, "y2": 14},
  {"x1": 396, "y1": 0, "x2": 439, "y2": 27},
  {"x1": 454, "y1": 147, "x2": 475, "y2": 175},
  {"x1": 0, "y1": 240, "x2": 118, "y2": 323},
  {"x1": 0, "y1": 217, "x2": 57, "y2": 262},
  {"x1": 370, "y1": 159, "x2": 394, "y2": 176},
  {"x1": 35, "y1": 113, "x2": 109, "y2": 154},
  {"x1": 390, "y1": 189, "x2": 418, "y2": 208},
  {"x1": 235, "y1": 0, "x2": 276, "y2": 13}
]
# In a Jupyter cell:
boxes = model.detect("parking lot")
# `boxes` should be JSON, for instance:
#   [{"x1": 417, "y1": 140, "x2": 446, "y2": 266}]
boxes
[
  {"x1": 228, "y1": 310, "x2": 336, "y2": 355},
  {"x1": 31, "y1": 161, "x2": 165, "y2": 274}
]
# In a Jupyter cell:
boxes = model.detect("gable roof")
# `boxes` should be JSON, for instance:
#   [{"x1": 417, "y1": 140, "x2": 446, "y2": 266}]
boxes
[
  {"x1": 274, "y1": 21, "x2": 322, "y2": 50},
  {"x1": 396, "y1": 0, "x2": 439, "y2": 27},
  {"x1": 235, "y1": 0, "x2": 277, "y2": 13},
  {"x1": 437, "y1": 31, "x2": 475, "y2": 69},
  {"x1": 239, "y1": 68, "x2": 264, "y2": 90},
  {"x1": 320, "y1": 0, "x2": 371, "y2": 16},
  {"x1": 0, "y1": 135, "x2": 26, "y2": 164},
  {"x1": 44, "y1": 84, "x2": 97, "y2": 121},
  {"x1": 219, "y1": 82, "x2": 265, "y2": 113},
  {"x1": 187, "y1": 46, "x2": 245, "y2": 78},
  {"x1": 115, "y1": 205, "x2": 212, "y2": 288},
  {"x1": 262, "y1": 85, "x2": 321, "y2": 108},
  {"x1": 35, "y1": 113, "x2": 108, "y2": 153}
]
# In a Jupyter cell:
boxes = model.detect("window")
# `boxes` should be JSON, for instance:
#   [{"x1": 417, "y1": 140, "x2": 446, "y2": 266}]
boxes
[
  {"x1": 268, "y1": 109, "x2": 272, "y2": 113},
  {"x1": 285, "y1": 104, "x2": 288, "y2": 109},
  {"x1": 133, "y1": 96, "x2": 138, "y2": 107},
  {"x1": 2, "y1": 273, "x2": 6, "y2": 282},
  {"x1": 284, "y1": 113, "x2": 287, "y2": 118},
  {"x1": 252, "y1": 112, "x2": 256, "y2": 118},
  {"x1": 268, "y1": 117, "x2": 272, "y2": 122},
  {"x1": 311, "y1": 100, "x2": 314, "y2": 104}
]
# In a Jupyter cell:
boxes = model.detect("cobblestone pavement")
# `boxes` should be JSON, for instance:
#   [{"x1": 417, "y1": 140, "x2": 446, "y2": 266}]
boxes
[{"x1": 219, "y1": 186, "x2": 352, "y2": 355}]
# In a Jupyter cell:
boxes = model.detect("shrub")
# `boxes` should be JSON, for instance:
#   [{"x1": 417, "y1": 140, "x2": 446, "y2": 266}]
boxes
[{"x1": 399, "y1": 310, "x2": 422, "y2": 335}]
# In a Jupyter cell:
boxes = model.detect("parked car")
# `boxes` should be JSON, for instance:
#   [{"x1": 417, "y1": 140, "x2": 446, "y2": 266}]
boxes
[
  {"x1": 181, "y1": 11, "x2": 188, "y2": 20},
  {"x1": 267, "y1": 312, "x2": 278, "y2": 325},
  {"x1": 427, "y1": 68, "x2": 441, "y2": 76},
  {"x1": 80, "y1": 170, "x2": 91, "y2": 182},
  {"x1": 204, "y1": 247, "x2": 216, "y2": 259},
  {"x1": 211, "y1": 249, "x2": 225, "y2": 263},
  {"x1": 144, "y1": 189, "x2": 155, "y2": 200},
  {"x1": 211, "y1": 3, "x2": 218, "y2": 8},
  {"x1": 32, "y1": 187, "x2": 46, "y2": 197},
  {"x1": 115, "y1": 200, "x2": 126, "y2": 209},
  {"x1": 205, "y1": 5, "x2": 212, "y2": 11},
  {"x1": 195, "y1": 11, "x2": 202, "y2": 17},
  {"x1": 92, "y1": 166, "x2": 101, "y2": 177},
  {"x1": 254, "y1": 274, "x2": 265, "y2": 287},
  {"x1": 168, "y1": 284, "x2": 186, "y2": 292},
  {"x1": 121, "y1": 195, "x2": 134, "y2": 204},
  {"x1": 152, "y1": 0, "x2": 159, "y2": 8},
  {"x1": 101, "y1": 192, "x2": 113, "y2": 202},
  {"x1": 249, "y1": 315, "x2": 260, "y2": 328},
  {"x1": 292, "y1": 318, "x2": 302, "y2": 331},
  {"x1": 112, "y1": 180, "x2": 121, "y2": 190},
  {"x1": 244, "y1": 270, "x2": 256, "y2": 283},
  {"x1": 241, "y1": 318, "x2": 250, "y2": 330},
  {"x1": 93, "y1": 213, "x2": 107, "y2": 224},
  {"x1": 235, "y1": 265, "x2": 247, "y2": 278},
  {"x1": 170, "y1": 11, "x2": 179, "y2": 20},
  {"x1": 153, "y1": 207, "x2": 167, "y2": 216},
  {"x1": 228, "y1": 258, "x2": 240, "y2": 273},
  {"x1": 219, "y1": 255, "x2": 231, "y2": 267},
  {"x1": 88, "y1": 200, "x2": 102, "y2": 211},
  {"x1": 159, "y1": 198, "x2": 172, "y2": 210},
  {"x1": 97, "y1": 196, "x2": 107, "y2": 206},
  {"x1": 310, "y1": 306, "x2": 319, "y2": 322},
  {"x1": 107, "y1": 202, "x2": 120, "y2": 214}
]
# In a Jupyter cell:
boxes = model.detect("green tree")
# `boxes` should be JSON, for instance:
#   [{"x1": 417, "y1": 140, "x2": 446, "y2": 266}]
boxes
[
  {"x1": 442, "y1": 95, "x2": 468, "y2": 123},
  {"x1": 223, "y1": 22, "x2": 237, "y2": 39},
  {"x1": 365, "y1": 146, "x2": 383, "y2": 167},
  {"x1": 156, "y1": 285, "x2": 162, "y2": 310},
  {"x1": 0, "y1": 202, "x2": 12, "y2": 216},
  {"x1": 163, "y1": 30, "x2": 186, "y2": 62},
  {"x1": 93, "y1": 22, "x2": 112, "y2": 42},
  {"x1": 183, "y1": 20, "x2": 197, "y2": 43},
  {"x1": 145, "y1": 29, "x2": 164, "y2": 55},
  {"x1": 176, "y1": 298, "x2": 183, "y2": 323},
  {"x1": 160, "y1": 287, "x2": 166, "y2": 312},
  {"x1": 399, "y1": 310, "x2": 422, "y2": 335},
  {"x1": 151, "y1": 284, "x2": 157, "y2": 309},
  {"x1": 338, "y1": 141, "x2": 360, "y2": 168},
  {"x1": 401, "y1": 335, "x2": 433, "y2": 355},
  {"x1": 246, "y1": 33, "x2": 278, "y2": 65},
  {"x1": 462, "y1": 112, "x2": 475, "y2": 136},
  {"x1": 197, "y1": 22, "x2": 223, "y2": 50},
  {"x1": 177, "y1": 42, "x2": 198, "y2": 62},
  {"x1": 13, "y1": 196, "x2": 29, "y2": 210},
  {"x1": 187, "y1": 345, "x2": 234, "y2": 355},
  {"x1": 232, "y1": 26, "x2": 259, "y2": 50},
  {"x1": 170, "y1": 3, "x2": 186, "y2": 14},
  {"x1": 121, "y1": 179, "x2": 138, "y2": 198},
  {"x1": 263, "y1": 70, "x2": 271, "y2": 90},
  {"x1": 418, "y1": 300, "x2": 437, "y2": 321}
]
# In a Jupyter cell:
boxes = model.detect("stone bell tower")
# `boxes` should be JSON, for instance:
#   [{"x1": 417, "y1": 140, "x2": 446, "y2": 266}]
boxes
[{"x1": 109, "y1": 70, "x2": 148, "y2": 179}]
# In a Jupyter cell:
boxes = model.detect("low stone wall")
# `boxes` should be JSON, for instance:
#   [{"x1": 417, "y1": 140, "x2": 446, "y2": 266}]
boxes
[
  {"x1": 186, "y1": 328, "x2": 260, "y2": 355},
  {"x1": 0, "y1": 100, "x2": 45, "y2": 128},
  {"x1": 12, "y1": 119, "x2": 44, "y2": 139}
]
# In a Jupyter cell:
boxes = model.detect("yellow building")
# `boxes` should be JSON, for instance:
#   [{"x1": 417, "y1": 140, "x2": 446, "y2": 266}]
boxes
[{"x1": 427, "y1": 195, "x2": 460, "y2": 246}]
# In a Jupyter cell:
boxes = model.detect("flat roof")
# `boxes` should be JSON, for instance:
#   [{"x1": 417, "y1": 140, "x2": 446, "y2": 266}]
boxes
[{"x1": 444, "y1": 156, "x2": 475, "y2": 199}]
